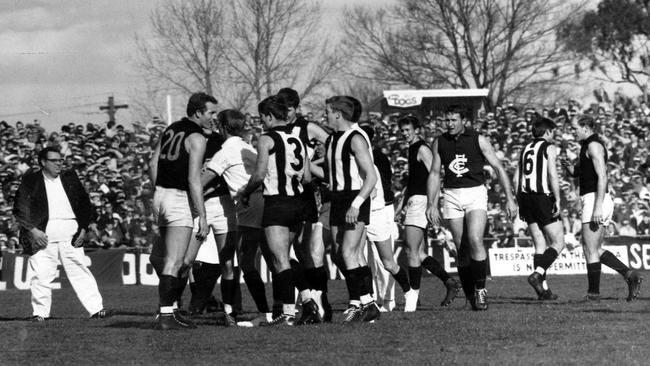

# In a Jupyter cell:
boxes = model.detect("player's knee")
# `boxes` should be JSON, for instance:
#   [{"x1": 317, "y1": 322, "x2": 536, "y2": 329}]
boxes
[{"x1": 162, "y1": 262, "x2": 182, "y2": 276}]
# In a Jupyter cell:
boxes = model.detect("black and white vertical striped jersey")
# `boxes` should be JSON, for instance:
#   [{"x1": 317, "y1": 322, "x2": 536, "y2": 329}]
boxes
[
  {"x1": 324, "y1": 124, "x2": 372, "y2": 193},
  {"x1": 518, "y1": 138, "x2": 552, "y2": 195},
  {"x1": 262, "y1": 125, "x2": 308, "y2": 197}
]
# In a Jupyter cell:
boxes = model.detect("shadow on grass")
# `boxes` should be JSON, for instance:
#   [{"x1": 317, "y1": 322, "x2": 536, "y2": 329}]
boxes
[
  {"x1": 105, "y1": 321, "x2": 158, "y2": 330},
  {"x1": 581, "y1": 308, "x2": 650, "y2": 314},
  {"x1": 0, "y1": 316, "x2": 34, "y2": 321}
]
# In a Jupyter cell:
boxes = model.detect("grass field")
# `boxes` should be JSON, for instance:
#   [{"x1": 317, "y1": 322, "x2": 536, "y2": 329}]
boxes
[{"x1": 1, "y1": 273, "x2": 649, "y2": 365}]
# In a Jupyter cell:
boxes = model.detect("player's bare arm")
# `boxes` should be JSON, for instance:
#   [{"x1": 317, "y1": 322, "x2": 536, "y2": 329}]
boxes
[
  {"x1": 478, "y1": 135, "x2": 517, "y2": 220},
  {"x1": 348, "y1": 134, "x2": 377, "y2": 224},
  {"x1": 186, "y1": 133, "x2": 208, "y2": 241},
  {"x1": 149, "y1": 140, "x2": 161, "y2": 185},
  {"x1": 547, "y1": 144, "x2": 562, "y2": 216},
  {"x1": 308, "y1": 122, "x2": 329, "y2": 144},
  {"x1": 241, "y1": 135, "x2": 272, "y2": 202},
  {"x1": 426, "y1": 138, "x2": 442, "y2": 226},
  {"x1": 418, "y1": 143, "x2": 434, "y2": 172},
  {"x1": 512, "y1": 163, "x2": 520, "y2": 195},
  {"x1": 310, "y1": 156, "x2": 325, "y2": 179},
  {"x1": 302, "y1": 154, "x2": 312, "y2": 184},
  {"x1": 587, "y1": 141, "x2": 607, "y2": 225},
  {"x1": 200, "y1": 168, "x2": 217, "y2": 188}
]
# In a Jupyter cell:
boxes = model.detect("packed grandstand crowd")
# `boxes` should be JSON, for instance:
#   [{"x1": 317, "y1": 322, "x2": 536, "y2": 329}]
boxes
[{"x1": 2, "y1": 96, "x2": 650, "y2": 253}]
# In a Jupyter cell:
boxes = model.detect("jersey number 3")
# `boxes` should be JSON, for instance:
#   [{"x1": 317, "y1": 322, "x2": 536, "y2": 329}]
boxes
[
  {"x1": 287, "y1": 137, "x2": 304, "y2": 172},
  {"x1": 160, "y1": 130, "x2": 186, "y2": 161}
]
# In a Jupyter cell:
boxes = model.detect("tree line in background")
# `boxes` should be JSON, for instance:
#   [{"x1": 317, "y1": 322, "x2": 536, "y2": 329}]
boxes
[{"x1": 133, "y1": 0, "x2": 650, "y2": 117}]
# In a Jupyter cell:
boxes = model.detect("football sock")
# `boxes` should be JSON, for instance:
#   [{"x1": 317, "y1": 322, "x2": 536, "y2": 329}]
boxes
[
  {"x1": 587, "y1": 262, "x2": 601, "y2": 294},
  {"x1": 275, "y1": 269, "x2": 296, "y2": 307},
  {"x1": 175, "y1": 275, "x2": 189, "y2": 305},
  {"x1": 539, "y1": 248, "x2": 559, "y2": 272},
  {"x1": 408, "y1": 266, "x2": 423, "y2": 290},
  {"x1": 234, "y1": 276, "x2": 243, "y2": 314},
  {"x1": 361, "y1": 265, "x2": 374, "y2": 297},
  {"x1": 600, "y1": 250, "x2": 629, "y2": 277},
  {"x1": 457, "y1": 265, "x2": 475, "y2": 299},
  {"x1": 422, "y1": 256, "x2": 450, "y2": 283},
  {"x1": 158, "y1": 275, "x2": 177, "y2": 309},
  {"x1": 221, "y1": 279, "x2": 236, "y2": 312},
  {"x1": 282, "y1": 303, "x2": 296, "y2": 317},
  {"x1": 392, "y1": 267, "x2": 411, "y2": 293},
  {"x1": 315, "y1": 266, "x2": 329, "y2": 293},
  {"x1": 243, "y1": 270, "x2": 270, "y2": 313},
  {"x1": 470, "y1": 259, "x2": 487, "y2": 289},
  {"x1": 343, "y1": 269, "x2": 356, "y2": 300},
  {"x1": 271, "y1": 274, "x2": 282, "y2": 318},
  {"x1": 347, "y1": 267, "x2": 366, "y2": 303},
  {"x1": 360, "y1": 294, "x2": 374, "y2": 306},
  {"x1": 189, "y1": 262, "x2": 220, "y2": 309},
  {"x1": 304, "y1": 267, "x2": 318, "y2": 290},
  {"x1": 533, "y1": 254, "x2": 543, "y2": 274},
  {"x1": 290, "y1": 259, "x2": 310, "y2": 292}
]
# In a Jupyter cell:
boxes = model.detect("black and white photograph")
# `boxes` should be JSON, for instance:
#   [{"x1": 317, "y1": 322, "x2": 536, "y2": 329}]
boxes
[{"x1": 0, "y1": 0, "x2": 648, "y2": 364}]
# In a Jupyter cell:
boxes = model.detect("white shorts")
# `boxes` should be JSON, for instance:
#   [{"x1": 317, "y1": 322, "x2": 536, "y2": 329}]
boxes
[
  {"x1": 403, "y1": 195, "x2": 428, "y2": 229},
  {"x1": 442, "y1": 185, "x2": 488, "y2": 219},
  {"x1": 236, "y1": 191, "x2": 264, "y2": 229},
  {"x1": 580, "y1": 193, "x2": 614, "y2": 224},
  {"x1": 194, "y1": 195, "x2": 236, "y2": 234},
  {"x1": 367, "y1": 205, "x2": 394, "y2": 242},
  {"x1": 153, "y1": 187, "x2": 195, "y2": 227}
]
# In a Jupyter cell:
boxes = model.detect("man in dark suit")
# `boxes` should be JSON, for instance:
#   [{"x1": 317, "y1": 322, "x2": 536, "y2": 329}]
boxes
[{"x1": 13, "y1": 147, "x2": 110, "y2": 321}]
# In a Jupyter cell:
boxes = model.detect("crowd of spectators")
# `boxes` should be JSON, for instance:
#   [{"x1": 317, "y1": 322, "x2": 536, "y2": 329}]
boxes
[{"x1": 3, "y1": 93, "x2": 650, "y2": 253}]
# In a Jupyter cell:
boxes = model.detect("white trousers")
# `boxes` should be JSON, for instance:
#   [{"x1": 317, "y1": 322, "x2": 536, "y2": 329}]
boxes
[
  {"x1": 29, "y1": 232, "x2": 104, "y2": 317},
  {"x1": 369, "y1": 238, "x2": 396, "y2": 308}
]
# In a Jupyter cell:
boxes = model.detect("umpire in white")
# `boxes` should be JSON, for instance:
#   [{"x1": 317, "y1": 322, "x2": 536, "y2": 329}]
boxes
[{"x1": 13, "y1": 147, "x2": 110, "y2": 321}]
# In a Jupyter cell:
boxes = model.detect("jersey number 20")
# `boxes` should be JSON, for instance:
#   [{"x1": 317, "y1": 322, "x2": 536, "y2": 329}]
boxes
[{"x1": 160, "y1": 130, "x2": 186, "y2": 161}]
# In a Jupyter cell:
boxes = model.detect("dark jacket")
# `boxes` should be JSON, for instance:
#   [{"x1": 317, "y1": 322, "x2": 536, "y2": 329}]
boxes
[{"x1": 13, "y1": 169, "x2": 96, "y2": 255}]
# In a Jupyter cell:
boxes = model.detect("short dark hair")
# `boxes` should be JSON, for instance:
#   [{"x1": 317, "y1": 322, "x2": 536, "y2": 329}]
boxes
[
  {"x1": 349, "y1": 96, "x2": 362, "y2": 122},
  {"x1": 186, "y1": 92, "x2": 218, "y2": 117},
  {"x1": 532, "y1": 117, "x2": 557, "y2": 138},
  {"x1": 38, "y1": 146, "x2": 61, "y2": 166},
  {"x1": 576, "y1": 114, "x2": 597, "y2": 130},
  {"x1": 258, "y1": 95, "x2": 289, "y2": 121},
  {"x1": 398, "y1": 115, "x2": 420, "y2": 129},
  {"x1": 277, "y1": 88, "x2": 300, "y2": 109},
  {"x1": 446, "y1": 105, "x2": 466, "y2": 119},
  {"x1": 217, "y1": 109, "x2": 246, "y2": 137},
  {"x1": 326, "y1": 96, "x2": 355, "y2": 121}
]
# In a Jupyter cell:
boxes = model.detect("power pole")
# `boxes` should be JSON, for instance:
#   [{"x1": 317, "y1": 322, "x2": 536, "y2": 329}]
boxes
[{"x1": 99, "y1": 96, "x2": 128, "y2": 123}]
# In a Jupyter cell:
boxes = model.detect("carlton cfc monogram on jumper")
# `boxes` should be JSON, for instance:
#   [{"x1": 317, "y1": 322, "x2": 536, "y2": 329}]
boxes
[{"x1": 449, "y1": 154, "x2": 469, "y2": 177}]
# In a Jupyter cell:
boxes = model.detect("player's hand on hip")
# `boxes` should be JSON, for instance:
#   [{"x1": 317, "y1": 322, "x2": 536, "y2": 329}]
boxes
[
  {"x1": 196, "y1": 217, "x2": 209, "y2": 241},
  {"x1": 73, "y1": 228, "x2": 86, "y2": 248},
  {"x1": 345, "y1": 207, "x2": 359, "y2": 225},
  {"x1": 426, "y1": 205, "x2": 440, "y2": 227}
]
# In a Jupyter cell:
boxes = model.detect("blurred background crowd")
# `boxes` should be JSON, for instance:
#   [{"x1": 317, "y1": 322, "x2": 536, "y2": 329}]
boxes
[{"x1": 2, "y1": 96, "x2": 650, "y2": 254}]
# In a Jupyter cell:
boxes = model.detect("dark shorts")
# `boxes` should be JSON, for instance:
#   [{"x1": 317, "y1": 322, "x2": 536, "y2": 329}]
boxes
[
  {"x1": 299, "y1": 185, "x2": 319, "y2": 223},
  {"x1": 262, "y1": 195, "x2": 304, "y2": 231},
  {"x1": 517, "y1": 192, "x2": 560, "y2": 227},
  {"x1": 329, "y1": 190, "x2": 371, "y2": 229}
]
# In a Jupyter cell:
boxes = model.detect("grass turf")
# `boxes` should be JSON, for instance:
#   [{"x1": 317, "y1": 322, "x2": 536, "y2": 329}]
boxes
[{"x1": 1, "y1": 273, "x2": 648, "y2": 365}]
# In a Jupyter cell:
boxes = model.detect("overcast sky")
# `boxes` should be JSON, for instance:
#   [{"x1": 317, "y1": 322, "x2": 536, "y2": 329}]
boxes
[{"x1": 0, "y1": 0, "x2": 393, "y2": 131}]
